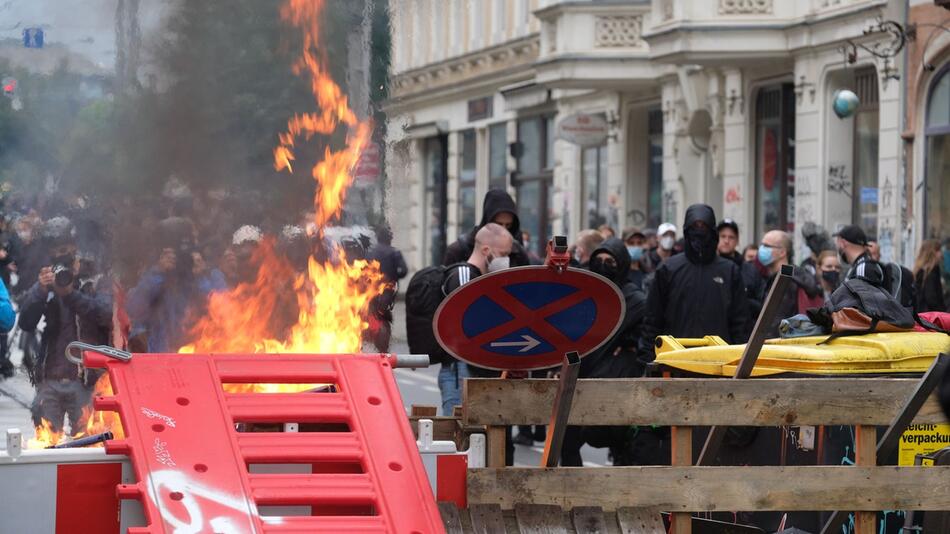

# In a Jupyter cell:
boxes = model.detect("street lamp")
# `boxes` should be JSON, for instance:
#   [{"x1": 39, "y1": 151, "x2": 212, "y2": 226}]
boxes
[{"x1": 831, "y1": 89, "x2": 860, "y2": 119}]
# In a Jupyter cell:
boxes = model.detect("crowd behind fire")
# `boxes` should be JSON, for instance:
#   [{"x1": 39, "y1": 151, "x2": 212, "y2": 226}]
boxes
[
  {"x1": 0, "y1": 183, "x2": 406, "y2": 435},
  {"x1": 0, "y1": 185, "x2": 947, "y2": 468}
]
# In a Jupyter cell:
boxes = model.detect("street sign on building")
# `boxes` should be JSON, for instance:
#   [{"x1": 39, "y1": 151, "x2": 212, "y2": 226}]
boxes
[
  {"x1": 556, "y1": 113, "x2": 609, "y2": 147},
  {"x1": 22, "y1": 28, "x2": 44, "y2": 49},
  {"x1": 434, "y1": 266, "x2": 625, "y2": 371},
  {"x1": 354, "y1": 141, "x2": 380, "y2": 186}
]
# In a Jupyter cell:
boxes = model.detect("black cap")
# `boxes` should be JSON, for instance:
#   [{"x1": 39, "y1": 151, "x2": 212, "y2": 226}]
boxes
[
  {"x1": 716, "y1": 218, "x2": 739, "y2": 235},
  {"x1": 834, "y1": 224, "x2": 868, "y2": 246}
]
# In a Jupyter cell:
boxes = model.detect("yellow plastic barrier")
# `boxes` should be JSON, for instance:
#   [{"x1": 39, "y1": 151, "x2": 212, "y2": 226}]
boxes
[{"x1": 654, "y1": 332, "x2": 950, "y2": 377}]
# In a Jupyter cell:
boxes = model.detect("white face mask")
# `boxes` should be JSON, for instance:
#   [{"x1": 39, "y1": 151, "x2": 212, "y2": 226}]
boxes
[
  {"x1": 660, "y1": 236, "x2": 675, "y2": 251},
  {"x1": 487, "y1": 255, "x2": 510, "y2": 273}
]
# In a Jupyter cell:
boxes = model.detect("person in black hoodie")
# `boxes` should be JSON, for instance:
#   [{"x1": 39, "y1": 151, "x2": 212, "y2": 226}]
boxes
[
  {"x1": 560, "y1": 237, "x2": 647, "y2": 466},
  {"x1": 639, "y1": 204, "x2": 749, "y2": 364},
  {"x1": 443, "y1": 189, "x2": 530, "y2": 267},
  {"x1": 717, "y1": 219, "x2": 765, "y2": 341}
]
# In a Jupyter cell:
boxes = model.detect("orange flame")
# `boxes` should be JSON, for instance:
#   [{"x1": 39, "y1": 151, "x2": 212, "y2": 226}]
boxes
[
  {"x1": 26, "y1": 374, "x2": 124, "y2": 449},
  {"x1": 27, "y1": 0, "x2": 381, "y2": 443},
  {"x1": 179, "y1": 0, "x2": 385, "y2": 390}
]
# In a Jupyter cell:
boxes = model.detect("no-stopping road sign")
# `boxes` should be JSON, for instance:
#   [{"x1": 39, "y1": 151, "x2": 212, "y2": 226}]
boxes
[{"x1": 433, "y1": 266, "x2": 625, "y2": 371}]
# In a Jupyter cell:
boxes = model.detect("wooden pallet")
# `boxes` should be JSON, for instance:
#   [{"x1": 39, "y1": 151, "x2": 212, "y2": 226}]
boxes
[{"x1": 438, "y1": 502, "x2": 665, "y2": 534}]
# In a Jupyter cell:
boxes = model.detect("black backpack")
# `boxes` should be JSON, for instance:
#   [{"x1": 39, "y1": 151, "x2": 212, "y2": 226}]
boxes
[{"x1": 405, "y1": 263, "x2": 467, "y2": 365}]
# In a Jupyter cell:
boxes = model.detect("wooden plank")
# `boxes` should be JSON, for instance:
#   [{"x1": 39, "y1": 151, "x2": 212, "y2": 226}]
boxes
[
  {"x1": 408, "y1": 416, "x2": 461, "y2": 442},
  {"x1": 670, "y1": 427, "x2": 692, "y2": 534},
  {"x1": 488, "y1": 425, "x2": 507, "y2": 468},
  {"x1": 570, "y1": 506, "x2": 609, "y2": 534},
  {"x1": 463, "y1": 378, "x2": 948, "y2": 427},
  {"x1": 467, "y1": 466, "x2": 950, "y2": 511},
  {"x1": 616, "y1": 507, "x2": 664, "y2": 534},
  {"x1": 411, "y1": 405, "x2": 438, "y2": 417},
  {"x1": 439, "y1": 501, "x2": 464, "y2": 534},
  {"x1": 853, "y1": 425, "x2": 877, "y2": 534},
  {"x1": 515, "y1": 503, "x2": 568, "y2": 533},
  {"x1": 470, "y1": 503, "x2": 507, "y2": 534}
]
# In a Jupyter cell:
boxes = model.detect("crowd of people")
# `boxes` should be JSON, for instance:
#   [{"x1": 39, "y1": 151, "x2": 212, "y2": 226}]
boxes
[
  {"x1": 0, "y1": 186, "x2": 405, "y2": 435},
  {"x1": 416, "y1": 188, "x2": 950, "y2": 466}
]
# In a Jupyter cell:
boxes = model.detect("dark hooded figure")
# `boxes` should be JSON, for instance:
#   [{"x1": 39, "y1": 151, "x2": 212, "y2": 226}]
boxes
[
  {"x1": 442, "y1": 189, "x2": 530, "y2": 267},
  {"x1": 559, "y1": 237, "x2": 647, "y2": 467},
  {"x1": 639, "y1": 204, "x2": 749, "y2": 364}
]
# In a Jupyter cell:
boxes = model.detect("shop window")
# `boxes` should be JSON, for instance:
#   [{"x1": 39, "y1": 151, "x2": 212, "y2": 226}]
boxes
[
  {"x1": 458, "y1": 129, "x2": 477, "y2": 234},
  {"x1": 925, "y1": 65, "x2": 950, "y2": 239},
  {"x1": 754, "y1": 83, "x2": 796, "y2": 238},
  {"x1": 852, "y1": 68, "x2": 879, "y2": 236},
  {"x1": 583, "y1": 144, "x2": 609, "y2": 229},
  {"x1": 515, "y1": 115, "x2": 554, "y2": 256},
  {"x1": 424, "y1": 136, "x2": 448, "y2": 265},
  {"x1": 489, "y1": 122, "x2": 507, "y2": 190},
  {"x1": 647, "y1": 108, "x2": 664, "y2": 229}
]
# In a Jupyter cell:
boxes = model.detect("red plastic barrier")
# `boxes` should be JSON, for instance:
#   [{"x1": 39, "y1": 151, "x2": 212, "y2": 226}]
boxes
[{"x1": 84, "y1": 351, "x2": 444, "y2": 534}]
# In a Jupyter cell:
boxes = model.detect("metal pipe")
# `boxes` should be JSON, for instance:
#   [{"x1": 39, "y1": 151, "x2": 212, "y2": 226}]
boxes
[
  {"x1": 48, "y1": 431, "x2": 114, "y2": 449},
  {"x1": 390, "y1": 354, "x2": 430, "y2": 368}
]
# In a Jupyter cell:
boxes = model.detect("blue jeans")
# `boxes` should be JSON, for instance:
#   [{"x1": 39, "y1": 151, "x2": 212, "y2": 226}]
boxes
[{"x1": 438, "y1": 361, "x2": 470, "y2": 416}]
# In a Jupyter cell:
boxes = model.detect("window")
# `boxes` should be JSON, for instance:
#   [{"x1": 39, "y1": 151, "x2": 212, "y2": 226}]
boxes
[
  {"x1": 925, "y1": 65, "x2": 950, "y2": 239},
  {"x1": 852, "y1": 68, "x2": 879, "y2": 236},
  {"x1": 458, "y1": 130, "x2": 477, "y2": 234},
  {"x1": 754, "y1": 83, "x2": 796, "y2": 238},
  {"x1": 647, "y1": 108, "x2": 664, "y2": 229},
  {"x1": 489, "y1": 122, "x2": 507, "y2": 190},
  {"x1": 583, "y1": 145, "x2": 609, "y2": 229},
  {"x1": 424, "y1": 136, "x2": 448, "y2": 265},
  {"x1": 515, "y1": 115, "x2": 554, "y2": 256}
]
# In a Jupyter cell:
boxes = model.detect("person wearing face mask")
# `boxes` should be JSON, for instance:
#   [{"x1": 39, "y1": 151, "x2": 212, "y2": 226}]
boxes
[
  {"x1": 18, "y1": 216, "x2": 113, "y2": 433},
  {"x1": 622, "y1": 227, "x2": 648, "y2": 288},
  {"x1": 816, "y1": 250, "x2": 841, "y2": 302},
  {"x1": 639, "y1": 205, "x2": 749, "y2": 364},
  {"x1": 717, "y1": 219, "x2": 766, "y2": 342},
  {"x1": 757, "y1": 230, "x2": 821, "y2": 337},
  {"x1": 646, "y1": 222, "x2": 677, "y2": 270},
  {"x1": 565, "y1": 237, "x2": 648, "y2": 466},
  {"x1": 437, "y1": 223, "x2": 512, "y2": 413}
]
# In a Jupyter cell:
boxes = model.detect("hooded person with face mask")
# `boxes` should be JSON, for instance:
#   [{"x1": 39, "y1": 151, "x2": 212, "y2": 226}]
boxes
[
  {"x1": 442, "y1": 189, "x2": 531, "y2": 268},
  {"x1": 557, "y1": 237, "x2": 647, "y2": 467},
  {"x1": 639, "y1": 204, "x2": 750, "y2": 364}
]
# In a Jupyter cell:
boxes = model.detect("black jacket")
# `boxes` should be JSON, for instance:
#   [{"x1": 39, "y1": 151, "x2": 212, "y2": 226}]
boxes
[
  {"x1": 368, "y1": 243, "x2": 408, "y2": 285},
  {"x1": 19, "y1": 277, "x2": 113, "y2": 381},
  {"x1": 722, "y1": 251, "x2": 767, "y2": 341},
  {"x1": 915, "y1": 266, "x2": 947, "y2": 313},
  {"x1": 582, "y1": 238, "x2": 646, "y2": 378},
  {"x1": 640, "y1": 205, "x2": 749, "y2": 361},
  {"x1": 443, "y1": 189, "x2": 530, "y2": 267}
]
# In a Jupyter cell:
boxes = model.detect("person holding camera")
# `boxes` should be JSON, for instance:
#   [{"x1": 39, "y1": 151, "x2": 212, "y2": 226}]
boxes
[
  {"x1": 126, "y1": 217, "x2": 203, "y2": 353},
  {"x1": 19, "y1": 216, "x2": 113, "y2": 433}
]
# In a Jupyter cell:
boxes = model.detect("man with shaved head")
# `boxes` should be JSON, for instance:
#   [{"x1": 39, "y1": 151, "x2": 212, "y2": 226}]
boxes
[
  {"x1": 437, "y1": 223, "x2": 513, "y2": 421},
  {"x1": 757, "y1": 229, "x2": 820, "y2": 337}
]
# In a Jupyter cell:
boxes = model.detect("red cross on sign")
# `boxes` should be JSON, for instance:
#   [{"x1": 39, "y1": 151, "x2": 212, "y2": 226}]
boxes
[{"x1": 434, "y1": 266, "x2": 625, "y2": 371}]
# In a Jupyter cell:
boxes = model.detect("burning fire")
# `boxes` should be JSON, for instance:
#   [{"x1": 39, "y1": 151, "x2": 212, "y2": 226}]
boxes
[
  {"x1": 27, "y1": 0, "x2": 382, "y2": 448},
  {"x1": 27, "y1": 374, "x2": 124, "y2": 448}
]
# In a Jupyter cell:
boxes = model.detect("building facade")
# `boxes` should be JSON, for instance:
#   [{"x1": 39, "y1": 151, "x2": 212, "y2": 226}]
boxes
[{"x1": 385, "y1": 0, "x2": 946, "y2": 272}]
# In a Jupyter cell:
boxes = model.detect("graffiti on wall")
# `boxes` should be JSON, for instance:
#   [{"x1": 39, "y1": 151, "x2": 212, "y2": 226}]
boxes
[{"x1": 827, "y1": 164, "x2": 852, "y2": 197}]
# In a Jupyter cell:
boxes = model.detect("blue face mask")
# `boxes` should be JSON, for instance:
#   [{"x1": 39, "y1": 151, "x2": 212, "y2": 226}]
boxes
[
  {"x1": 627, "y1": 246, "x2": 643, "y2": 262},
  {"x1": 757, "y1": 245, "x2": 775, "y2": 266}
]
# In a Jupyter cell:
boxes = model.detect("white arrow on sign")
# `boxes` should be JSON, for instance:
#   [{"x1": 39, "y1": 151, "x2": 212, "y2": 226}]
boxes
[{"x1": 489, "y1": 335, "x2": 541, "y2": 353}]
